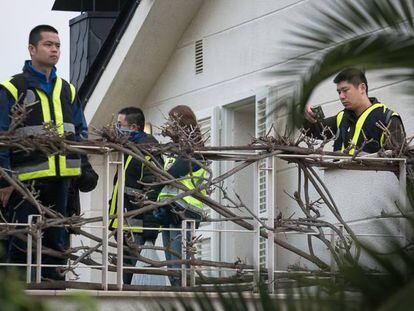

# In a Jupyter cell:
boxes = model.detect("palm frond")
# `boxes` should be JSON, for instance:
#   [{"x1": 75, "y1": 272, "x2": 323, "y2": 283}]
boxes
[
  {"x1": 289, "y1": 0, "x2": 414, "y2": 51},
  {"x1": 267, "y1": 0, "x2": 414, "y2": 129},
  {"x1": 270, "y1": 30, "x2": 414, "y2": 128}
]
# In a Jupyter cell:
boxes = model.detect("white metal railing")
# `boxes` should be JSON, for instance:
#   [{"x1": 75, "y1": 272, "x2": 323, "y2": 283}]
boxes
[{"x1": 0, "y1": 149, "x2": 408, "y2": 292}]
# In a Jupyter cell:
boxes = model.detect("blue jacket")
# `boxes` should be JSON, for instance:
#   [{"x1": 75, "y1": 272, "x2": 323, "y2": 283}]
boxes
[{"x1": 0, "y1": 61, "x2": 88, "y2": 174}]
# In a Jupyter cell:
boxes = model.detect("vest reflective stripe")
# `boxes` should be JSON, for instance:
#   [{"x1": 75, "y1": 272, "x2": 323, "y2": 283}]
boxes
[
  {"x1": 109, "y1": 155, "x2": 133, "y2": 230},
  {"x1": 69, "y1": 83, "x2": 76, "y2": 103},
  {"x1": 36, "y1": 89, "x2": 52, "y2": 122},
  {"x1": 59, "y1": 156, "x2": 81, "y2": 177},
  {"x1": 16, "y1": 160, "x2": 51, "y2": 174},
  {"x1": 16, "y1": 89, "x2": 56, "y2": 181},
  {"x1": 53, "y1": 77, "x2": 65, "y2": 135},
  {"x1": 15, "y1": 123, "x2": 75, "y2": 136},
  {"x1": 53, "y1": 78, "x2": 80, "y2": 176},
  {"x1": 336, "y1": 111, "x2": 345, "y2": 152},
  {"x1": 18, "y1": 157, "x2": 56, "y2": 181},
  {"x1": 109, "y1": 155, "x2": 151, "y2": 232},
  {"x1": 348, "y1": 103, "x2": 385, "y2": 155},
  {"x1": 0, "y1": 79, "x2": 18, "y2": 100},
  {"x1": 157, "y1": 157, "x2": 206, "y2": 210}
]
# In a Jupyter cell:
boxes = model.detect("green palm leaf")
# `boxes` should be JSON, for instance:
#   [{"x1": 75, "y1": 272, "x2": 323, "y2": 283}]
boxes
[{"x1": 269, "y1": 0, "x2": 414, "y2": 127}]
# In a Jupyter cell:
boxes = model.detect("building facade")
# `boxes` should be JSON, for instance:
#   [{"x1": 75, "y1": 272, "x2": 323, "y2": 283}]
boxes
[{"x1": 74, "y1": 0, "x2": 412, "y2": 282}]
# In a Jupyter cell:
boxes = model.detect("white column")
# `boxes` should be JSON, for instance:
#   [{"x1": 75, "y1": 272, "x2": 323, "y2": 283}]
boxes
[
  {"x1": 253, "y1": 161, "x2": 260, "y2": 291},
  {"x1": 266, "y1": 156, "x2": 275, "y2": 293},
  {"x1": 116, "y1": 152, "x2": 124, "y2": 290}
]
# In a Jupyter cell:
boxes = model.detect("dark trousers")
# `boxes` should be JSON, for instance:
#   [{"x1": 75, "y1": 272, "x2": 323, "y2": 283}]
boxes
[{"x1": 7, "y1": 178, "x2": 71, "y2": 280}]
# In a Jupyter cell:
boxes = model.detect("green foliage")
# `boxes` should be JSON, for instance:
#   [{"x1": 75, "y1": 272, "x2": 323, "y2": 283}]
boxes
[
  {"x1": 269, "y1": 0, "x2": 414, "y2": 129},
  {"x1": 0, "y1": 269, "x2": 47, "y2": 311}
]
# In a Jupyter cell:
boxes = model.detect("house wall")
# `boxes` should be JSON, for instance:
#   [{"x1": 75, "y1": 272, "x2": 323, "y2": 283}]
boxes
[{"x1": 139, "y1": 0, "x2": 413, "y2": 274}]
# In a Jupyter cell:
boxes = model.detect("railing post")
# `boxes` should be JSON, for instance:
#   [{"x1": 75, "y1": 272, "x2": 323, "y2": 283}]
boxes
[
  {"x1": 35, "y1": 216, "x2": 42, "y2": 283},
  {"x1": 27, "y1": 214, "x2": 42, "y2": 284},
  {"x1": 399, "y1": 159, "x2": 407, "y2": 211},
  {"x1": 116, "y1": 151, "x2": 124, "y2": 290},
  {"x1": 26, "y1": 216, "x2": 34, "y2": 284},
  {"x1": 189, "y1": 220, "x2": 196, "y2": 287},
  {"x1": 102, "y1": 152, "x2": 110, "y2": 290},
  {"x1": 399, "y1": 159, "x2": 410, "y2": 248},
  {"x1": 266, "y1": 156, "x2": 275, "y2": 293},
  {"x1": 330, "y1": 228, "x2": 336, "y2": 277},
  {"x1": 253, "y1": 161, "x2": 260, "y2": 291},
  {"x1": 181, "y1": 220, "x2": 188, "y2": 287}
]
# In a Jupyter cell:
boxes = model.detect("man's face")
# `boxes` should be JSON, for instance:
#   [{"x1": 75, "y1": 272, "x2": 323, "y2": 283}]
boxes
[
  {"x1": 117, "y1": 114, "x2": 138, "y2": 132},
  {"x1": 336, "y1": 81, "x2": 366, "y2": 112},
  {"x1": 117, "y1": 114, "x2": 129, "y2": 128},
  {"x1": 29, "y1": 31, "x2": 60, "y2": 67}
]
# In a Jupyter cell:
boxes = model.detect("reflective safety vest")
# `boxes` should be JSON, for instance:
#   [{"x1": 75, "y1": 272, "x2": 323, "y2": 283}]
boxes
[
  {"x1": 0, "y1": 74, "x2": 81, "y2": 181},
  {"x1": 108, "y1": 155, "x2": 151, "y2": 232},
  {"x1": 157, "y1": 157, "x2": 207, "y2": 212},
  {"x1": 334, "y1": 103, "x2": 400, "y2": 155}
]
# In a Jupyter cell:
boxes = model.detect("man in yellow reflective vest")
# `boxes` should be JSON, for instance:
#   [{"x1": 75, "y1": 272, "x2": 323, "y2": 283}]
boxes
[
  {"x1": 304, "y1": 68, "x2": 405, "y2": 155},
  {"x1": 108, "y1": 107, "x2": 163, "y2": 284},
  {"x1": 0, "y1": 25, "x2": 88, "y2": 280}
]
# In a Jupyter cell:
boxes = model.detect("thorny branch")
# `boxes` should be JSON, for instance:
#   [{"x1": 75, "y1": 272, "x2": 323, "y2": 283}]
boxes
[{"x1": 0, "y1": 106, "x2": 412, "y2": 287}]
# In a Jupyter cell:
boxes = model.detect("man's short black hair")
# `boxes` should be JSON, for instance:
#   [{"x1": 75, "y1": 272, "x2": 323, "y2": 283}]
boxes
[
  {"x1": 118, "y1": 107, "x2": 145, "y2": 130},
  {"x1": 333, "y1": 68, "x2": 368, "y2": 94},
  {"x1": 29, "y1": 25, "x2": 58, "y2": 46}
]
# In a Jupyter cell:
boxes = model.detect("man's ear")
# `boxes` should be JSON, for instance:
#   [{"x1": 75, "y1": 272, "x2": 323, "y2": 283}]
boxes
[
  {"x1": 28, "y1": 44, "x2": 36, "y2": 57},
  {"x1": 130, "y1": 124, "x2": 139, "y2": 131},
  {"x1": 359, "y1": 83, "x2": 367, "y2": 94}
]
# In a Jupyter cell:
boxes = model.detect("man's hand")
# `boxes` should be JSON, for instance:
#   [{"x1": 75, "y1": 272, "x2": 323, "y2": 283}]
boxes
[
  {"x1": 0, "y1": 186, "x2": 13, "y2": 207},
  {"x1": 304, "y1": 104, "x2": 317, "y2": 123}
]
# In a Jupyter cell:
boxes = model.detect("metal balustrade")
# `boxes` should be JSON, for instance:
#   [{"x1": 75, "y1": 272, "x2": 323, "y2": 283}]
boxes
[{"x1": 0, "y1": 147, "x2": 408, "y2": 292}]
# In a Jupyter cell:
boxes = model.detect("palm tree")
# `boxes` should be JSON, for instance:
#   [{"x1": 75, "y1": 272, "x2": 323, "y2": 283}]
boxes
[{"x1": 270, "y1": 0, "x2": 414, "y2": 128}]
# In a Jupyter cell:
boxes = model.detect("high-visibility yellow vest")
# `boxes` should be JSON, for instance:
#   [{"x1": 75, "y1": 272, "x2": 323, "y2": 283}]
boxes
[
  {"x1": 157, "y1": 156, "x2": 207, "y2": 211},
  {"x1": 0, "y1": 76, "x2": 80, "y2": 180},
  {"x1": 108, "y1": 155, "x2": 151, "y2": 232},
  {"x1": 335, "y1": 103, "x2": 400, "y2": 155}
]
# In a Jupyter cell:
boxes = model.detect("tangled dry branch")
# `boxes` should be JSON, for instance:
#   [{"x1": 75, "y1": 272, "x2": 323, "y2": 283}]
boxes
[{"x1": 0, "y1": 108, "x2": 411, "y2": 288}]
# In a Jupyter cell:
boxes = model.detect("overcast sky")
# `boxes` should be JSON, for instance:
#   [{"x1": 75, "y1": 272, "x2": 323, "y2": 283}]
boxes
[{"x1": 0, "y1": 1, "x2": 77, "y2": 81}]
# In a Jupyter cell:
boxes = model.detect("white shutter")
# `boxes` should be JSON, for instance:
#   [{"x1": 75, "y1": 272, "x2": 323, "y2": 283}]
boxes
[
  {"x1": 256, "y1": 95, "x2": 268, "y2": 215},
  {"x1": 198, "y1": 117, "x2": 211, "y2": 147},
  {"x1": 259, "y1": 237, "x2": 266, "y2": 267},
  {"x1": 198, "y1": 117, "x2": 212, "y2": 220}
]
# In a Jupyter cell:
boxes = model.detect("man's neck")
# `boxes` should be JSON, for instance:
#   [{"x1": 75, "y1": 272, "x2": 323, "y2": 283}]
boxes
[
  {"x1": 31, "y1": 61, "x2": 52, "y2": 81},
  {"x1": 354, "y1": 97, "x2": 372, "y2": 116}
]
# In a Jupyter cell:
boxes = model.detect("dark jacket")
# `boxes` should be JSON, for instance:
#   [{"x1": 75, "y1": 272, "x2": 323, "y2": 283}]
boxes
[
  {"x1": 0, "y1": 61, "x2": 87, "y2": 186},
  {"x1": 124, "y1": 132, "x2": 163, "y2": 202},
  {"x1": 108, "y1": 131, "x2": 164, "y2": 240},
  {"x1": 67, "y1": 157, "x2": 99, "y2": 218},
  {"x1": 305, "y1": 98, "x2": 405, "y2": 154}
]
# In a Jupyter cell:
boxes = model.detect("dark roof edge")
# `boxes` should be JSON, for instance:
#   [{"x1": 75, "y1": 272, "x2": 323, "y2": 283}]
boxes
[{"x1": 78, "y1": 0, "x2": 142, "y2": 107}]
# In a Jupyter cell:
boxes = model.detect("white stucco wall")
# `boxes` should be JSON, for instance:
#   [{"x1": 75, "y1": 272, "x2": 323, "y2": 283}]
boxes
[{"x1": 139, "y1": 0, "x2": 413, "y2": 273}]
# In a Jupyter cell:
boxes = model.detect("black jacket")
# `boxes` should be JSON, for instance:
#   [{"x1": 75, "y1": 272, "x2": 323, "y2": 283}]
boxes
[
  {"x1": 109, "y1": 132, "x2": 164, "y2": 240},
  {"x1": 305, "y1": 98, "x2": 405, "y2": 153}
]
